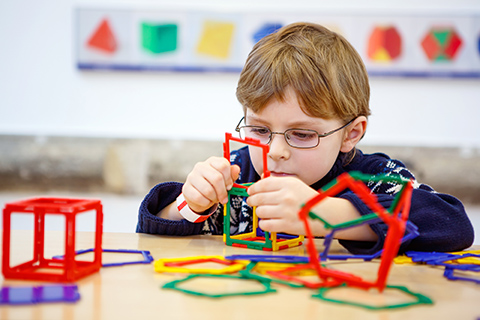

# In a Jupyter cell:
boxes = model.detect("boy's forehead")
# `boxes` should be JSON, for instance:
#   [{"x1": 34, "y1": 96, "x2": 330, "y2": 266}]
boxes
[
  {"x1": 245, "y1": 108, "x2": 339, "y2": 128},
  {"x1": 249, "y1": 86, "x2": 336, "y2": 121}
]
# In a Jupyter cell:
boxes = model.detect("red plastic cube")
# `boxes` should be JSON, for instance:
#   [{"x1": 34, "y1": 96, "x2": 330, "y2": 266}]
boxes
[{"x1": 2, "y1": 197, "x2": 103, "y2": 282}]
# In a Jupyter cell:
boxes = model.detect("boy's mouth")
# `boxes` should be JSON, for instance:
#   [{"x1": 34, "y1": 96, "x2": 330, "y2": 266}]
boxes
[{"x1": 270, "y1": 171, "x2": 294, "y2": 177}]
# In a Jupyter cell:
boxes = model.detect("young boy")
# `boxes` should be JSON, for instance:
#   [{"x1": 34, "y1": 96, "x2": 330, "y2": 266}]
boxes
[{"x1": 136, "y1": 22, "x2": 474, "y2": 255}]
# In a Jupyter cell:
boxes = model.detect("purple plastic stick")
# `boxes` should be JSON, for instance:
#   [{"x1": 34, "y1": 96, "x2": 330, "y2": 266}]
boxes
[{"x1": 0, "y1": 285, "x2": 80, "y2": 305}]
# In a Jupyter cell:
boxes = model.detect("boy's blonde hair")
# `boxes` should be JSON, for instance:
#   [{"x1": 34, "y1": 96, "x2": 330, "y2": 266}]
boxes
[{"x1": 236, "y1": 22, "x2": 371, "y2": 122}]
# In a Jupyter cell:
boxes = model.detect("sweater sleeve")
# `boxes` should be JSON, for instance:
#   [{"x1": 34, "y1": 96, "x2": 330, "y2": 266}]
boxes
[
  {"x1": 135, "y1": 181, "x2": 204, "y2": 236},
  {"x1": 337, "y1": 155, "x2": 474, "y2": 255},
  {"x1": 135, "y1": 146, "x2": 256, "y2": 237}
]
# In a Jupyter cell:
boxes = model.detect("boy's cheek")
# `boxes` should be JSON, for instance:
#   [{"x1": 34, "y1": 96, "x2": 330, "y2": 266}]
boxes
[{"x1": 248, "y1": 147, "x2": 265, "y2": 176}]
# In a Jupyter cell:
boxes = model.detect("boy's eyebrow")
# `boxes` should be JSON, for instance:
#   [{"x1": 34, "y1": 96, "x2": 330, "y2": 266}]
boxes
[
  {"x1": 245, "y1": 115, "x2": 265, "y2": 124},
  {"x1": 246, "y1": 115, "x2": 328, "y2": 130}
]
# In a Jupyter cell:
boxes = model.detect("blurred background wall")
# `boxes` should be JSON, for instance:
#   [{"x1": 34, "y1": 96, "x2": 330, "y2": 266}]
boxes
[{"x1": 0, "y1": 0, "x2": 479, "y2": 203}]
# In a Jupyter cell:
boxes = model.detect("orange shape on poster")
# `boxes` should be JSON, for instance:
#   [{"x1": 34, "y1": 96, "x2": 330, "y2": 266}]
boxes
[
  {"x1": 87, "y1": 18, "x2": 118, "y2": 54},
  {"x1": 367, "y1": 26, "x2": 402, "y2": 62}
]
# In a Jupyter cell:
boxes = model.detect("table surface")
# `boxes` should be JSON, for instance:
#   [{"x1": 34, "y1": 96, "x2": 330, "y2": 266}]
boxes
[{"x1": 1, "y1": 231, "x2": 479, "y2": 320}]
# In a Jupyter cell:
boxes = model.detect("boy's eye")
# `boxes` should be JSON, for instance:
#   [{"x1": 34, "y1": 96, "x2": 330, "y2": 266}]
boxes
[
  {"x1": 249, "y1": 127, "x2": 270, "y2": 136},
  {"x1": 288, "y1": 130, "x2": 317, "y2": 141}
]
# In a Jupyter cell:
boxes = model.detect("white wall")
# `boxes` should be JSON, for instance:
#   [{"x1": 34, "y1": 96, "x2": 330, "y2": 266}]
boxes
[{"x1": 1, "y1": 0, "x2": 479, "y2": 148}]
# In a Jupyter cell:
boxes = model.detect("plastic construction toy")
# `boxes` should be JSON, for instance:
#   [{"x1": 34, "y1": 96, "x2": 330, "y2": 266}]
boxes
[
  {"x1": 266, "y1": 263, "x2": 352, "y2": 289},
  {"x1": 2, "y1": 197, "x2": 103, "y2": 282},
  {"x1": 53, "y1": 248, "x2": 154, "y2": 267},
  {"x1": 322, "y1": 220, "x2": 419, "y2": 262},
  {"x1": 395, "y1": 250, "x2": 480, "y2": 285},
  {"x1": 424, "y1": 253, "x2": 480, "y2": 271},
  {"x1": 393, "y1": 255, "x2": 416, "y2": 265},
  {"x1": 154, "y1": 255, "x2": 249, "y2": 275},
  {"x1": 240, "y1": 260, "x2": 307, "y2": 275},
  {"x1": 312, "y1": 284, "x2": 433, "y2": 310},
  {"x1": 448, "y1": 249, "x2": 480, "y2": 264},
  {"x1": 444, "y1": 267, "x2": 480, "y2": 285},
  {"x1": 225, "y1": 254, "x2": 309, "y2": 264},
  {"x1": 222, "y1": 133, "x2": 304, "y2": 251},
  {"x1": 238, "y1": 261, "x2": 305, "y2": 288},
  {"x1": 0, "y1": 284, "x2": 80, "y2": 305},
  {"x1": 298, "y1": 171, "x2": 414, "y2": 292},
  {"x1": 402, "y1": 250, "x2": 480, "y2": 284},
  {"x1": 162, "y1": 274, "x2": 276, "y2": 298},
  {"x1": 405, "y1": 250, "x2": 480, "y2": 271}
]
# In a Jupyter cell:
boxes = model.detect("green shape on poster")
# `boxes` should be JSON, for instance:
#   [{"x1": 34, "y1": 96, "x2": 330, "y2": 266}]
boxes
[
  {"x1": 141, "y1": 23, "x2": 178, "y2": 54},
  {"x1": 433, "y1": 30, "x2": 449, "y2": 46}
]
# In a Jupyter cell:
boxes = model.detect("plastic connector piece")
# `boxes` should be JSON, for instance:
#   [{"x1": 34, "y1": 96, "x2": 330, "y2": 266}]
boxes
[{"x1": 0, "y1": 284, "x2": 80, "y2": 305}]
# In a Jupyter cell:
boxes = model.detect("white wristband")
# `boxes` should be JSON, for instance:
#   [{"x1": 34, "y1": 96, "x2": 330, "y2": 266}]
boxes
[{"x1": 176, "y1": 193, "x2": 216, "y2": 223}]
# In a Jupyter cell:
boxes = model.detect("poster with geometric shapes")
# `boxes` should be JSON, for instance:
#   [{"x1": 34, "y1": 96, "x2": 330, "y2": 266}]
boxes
[{"x1": 76, "y1": 8, "x2": 480, "y2": 77}]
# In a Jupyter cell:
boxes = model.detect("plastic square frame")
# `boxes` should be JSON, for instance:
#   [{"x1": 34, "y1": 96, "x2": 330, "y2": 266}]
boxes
[{"x1": 222, "y1": 133, "x2": 303, "y2": 251}]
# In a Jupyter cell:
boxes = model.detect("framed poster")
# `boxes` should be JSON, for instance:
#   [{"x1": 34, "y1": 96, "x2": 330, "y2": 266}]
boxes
[{"x1": 76, "y1": 8, "x2": 480, "y2": 77}]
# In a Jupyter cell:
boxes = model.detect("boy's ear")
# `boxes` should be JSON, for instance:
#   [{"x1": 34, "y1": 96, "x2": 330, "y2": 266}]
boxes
[{"x1": 340, "y1": 116, "x2": 367, "y2": 153}]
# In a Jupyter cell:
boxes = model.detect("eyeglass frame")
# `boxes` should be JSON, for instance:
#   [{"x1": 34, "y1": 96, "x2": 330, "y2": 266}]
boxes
[{"x1": 235, "y1": 116, "x2": 356, "y2": 149}]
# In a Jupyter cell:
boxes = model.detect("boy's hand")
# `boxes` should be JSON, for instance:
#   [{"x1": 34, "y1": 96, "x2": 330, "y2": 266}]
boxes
[
  {"x1": 246, "y1": 176, "x2": 317, "y2": 235},
  {"x1": 182, "y1": 156, "x2": 240, "y2": 214},
  {"x1": 247, "y1": 176, "x2": 378, "y2": 241}
]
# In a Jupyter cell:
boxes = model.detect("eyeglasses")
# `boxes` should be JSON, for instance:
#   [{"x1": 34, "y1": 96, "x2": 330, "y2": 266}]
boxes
[{"x1": 235, "y1": 117, "x2": 355, "y2": 149}]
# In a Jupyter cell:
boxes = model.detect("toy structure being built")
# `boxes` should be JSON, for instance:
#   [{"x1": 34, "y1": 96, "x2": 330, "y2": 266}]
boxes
[{"x1": 222, "y1": 133, "x2": 304, "y2": 251}]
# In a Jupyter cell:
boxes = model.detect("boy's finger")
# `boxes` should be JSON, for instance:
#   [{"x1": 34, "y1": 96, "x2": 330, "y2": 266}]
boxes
[
  {"x1": 229, "y1": 165, "x2": 241, "y2": 189},
  {"x1": 208, "y1": 159, "x2": 233, "y2": 204},
  {"x1": 182, "y1": 184, "x2": 215, "y2": 213},
  {"x1": 247, "y1": 178, "x2": 268, "y2": 195},
  {"x1": 258, "y1": 218, "x2": 284, "y2": 233}
]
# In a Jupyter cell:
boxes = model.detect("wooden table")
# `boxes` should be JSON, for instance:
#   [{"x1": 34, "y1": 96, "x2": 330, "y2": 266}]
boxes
[{"x1": 1, "y1": 231, "x2": 479, "y2": 320}]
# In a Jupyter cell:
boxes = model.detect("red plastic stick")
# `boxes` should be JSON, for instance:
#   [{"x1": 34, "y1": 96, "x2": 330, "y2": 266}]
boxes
[
  {"x1": 224, "y1": 133, "x2": 270, "y2": 178},
  {"x1": 298, "y1": 172, "x2": 414, "y2": 292}
]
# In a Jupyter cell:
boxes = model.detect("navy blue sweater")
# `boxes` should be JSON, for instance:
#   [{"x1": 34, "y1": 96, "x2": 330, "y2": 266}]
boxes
[{"x1": 136, "y1": 147, "x2": 474, "y2": 255}]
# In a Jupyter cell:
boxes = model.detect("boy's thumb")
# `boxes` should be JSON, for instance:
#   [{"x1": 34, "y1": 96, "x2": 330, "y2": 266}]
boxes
[{"x1": 231, "y1": 165, "x2": 241, "y2": 181}]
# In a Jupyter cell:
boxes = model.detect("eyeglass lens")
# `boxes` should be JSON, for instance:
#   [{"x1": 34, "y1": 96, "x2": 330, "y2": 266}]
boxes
[{"x1": 239, "y1": 127, "x2": 319, "y2": 148}]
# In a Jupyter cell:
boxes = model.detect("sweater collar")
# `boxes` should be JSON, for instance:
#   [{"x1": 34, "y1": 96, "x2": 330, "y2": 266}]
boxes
[{"x1": 309, "y1": 151, "x2": 360, "y2": 191}]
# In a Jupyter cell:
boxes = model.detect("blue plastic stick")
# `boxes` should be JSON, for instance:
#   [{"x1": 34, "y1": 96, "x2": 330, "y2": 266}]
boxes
[
  {"x1": 53, "y1": 248, "x2": 154, "y2": 267},
  {"x1": 406, "y1": 251, "x2": 480, "y2": 271},
  {"x1": 320, "y1": 221, "x2": 419, "y2": 261},
  {"x1": 444, "y1": 267, "x2": 480, "y2": 284}
]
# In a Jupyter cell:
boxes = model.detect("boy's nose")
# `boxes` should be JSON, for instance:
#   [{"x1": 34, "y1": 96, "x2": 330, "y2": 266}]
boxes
[{"x1": 268, "y1": 134, "x2": 291, "y2": 161}]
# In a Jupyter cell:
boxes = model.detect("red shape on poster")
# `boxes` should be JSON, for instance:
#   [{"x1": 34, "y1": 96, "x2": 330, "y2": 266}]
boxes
[
  {"x1": 443, "y1": 32, "x2": 462, "y2": 59},
  {"x1": 87, "y1": 18, "x2": 117, "y2": 54},
  {"x1": 421, "y1": 27, "x2": 463, "y2": 61},
  {"x1": 383, "y1": 27, "x2": 402, "y2": 58},
  {"x1": 421, "y1": 33, "x2": 438, "y2": 61},
  {"x1": 367, "y1": 26, "x2": 402, "y2": 61}
]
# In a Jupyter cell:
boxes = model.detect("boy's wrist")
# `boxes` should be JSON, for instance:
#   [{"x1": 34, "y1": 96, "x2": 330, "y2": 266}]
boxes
[
  {"x1": 176, "y1": 193, "x2": 217, "y2": 223},
  {"x1": 156, "y1": 201, "x2": 183, "y2": 220}
]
